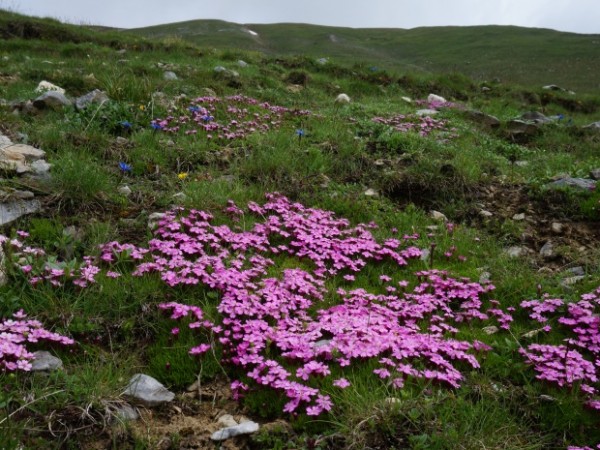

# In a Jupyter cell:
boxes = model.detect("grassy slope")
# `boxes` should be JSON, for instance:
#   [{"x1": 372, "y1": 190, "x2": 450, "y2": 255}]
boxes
[
  {"x1": 0, "y1": 9, "x2": 599, "y2": 450},
  {"x1": 129, "y1": 19, "x2": 600, "y2": 93}
]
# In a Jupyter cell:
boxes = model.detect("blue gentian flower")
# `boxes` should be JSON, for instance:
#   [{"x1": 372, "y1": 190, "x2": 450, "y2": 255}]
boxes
[
  {"x1": 119, "y1": 162, "x2": 132, "y2": 173},
  {"x1": 120, "y1": 121, "x2": 132, "y2": 129}
]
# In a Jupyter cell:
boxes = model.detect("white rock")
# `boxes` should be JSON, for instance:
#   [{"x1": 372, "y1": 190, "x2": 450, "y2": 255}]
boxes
[
  {"x1": 539, "y1": 241, "x2": 555, "y2": 260},
  {"x1": 30, "y1": 159, "x2": 51, "y2": 173},
  {"x1": 364, "y1": 188, "x2": 378, "y2": 197},
  {"x1": 551, "y1": 222, "x2": 564, "y2": 234},
  {"x1": 211, "y1": 421, "x2": 259, "y2": 441},
  {"x1": 482, "y1": 326, "x2": 499, "y2": 335},
  {"x1": 35, "y1": 80, "x2": 65, "y2": 94},
  {"x1": 401, "y1": 96, "x2": 412, "y2": 103},
  {"x1": 148, "y1": 212, "x2": 166, "y2": 230},
  {"x1": 163, "y1": 71, "x2": 178, "y2": 81},
  {"x1": 430, "y1": 210, "x2": 447, "y2": 222},
  {"x1": 416, "y1": 109, "x2": 438, "y2": 116},
  {"x1": 217, "y1": 414, "x2": 238, "y2": 428},
  {"x1": 419, "y1": 248, "x2": 430, "y2": 262},
  {"x1": 237, "y1": 60, "x2": 249, "y2": 67},
  {"x1": 335, "y1": 93, "x2": 351, "y2": 104},
  {"x1": 479, "y1": 210, "x2": 493, "y2": 218},
  {"x1": 123, "y1": 374, "x2": 175, "y2": 407},
  {"x1": 427, "y1": 93, "x2": 446, "y2": 103},
  {"x1": 505, "y1": 246, "x2": 527, "y2": 258},
  {"x1": 31, "y1": 351, "x2": 63, "y2": 371},
  {"x1": 118, "y1": 185, "x2": 132, "y2": 197},
  {"x1": 512, "y1": 213, "x2": 526, "y2": 221}
]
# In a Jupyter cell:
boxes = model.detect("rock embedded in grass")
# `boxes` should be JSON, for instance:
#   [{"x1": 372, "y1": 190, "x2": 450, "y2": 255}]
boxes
[
  {"x1": 123, "y1": 374, "x2": 175, "y2": 407},
  {"x1": 33, "y1": 90, "x2": 72, "y2": 109},
  {"x1": 211, "y1": 420, "x2": 260, "y2": 441},
  {"x1": 30, "y1": 351, "x2": 63, "y2": 371}
]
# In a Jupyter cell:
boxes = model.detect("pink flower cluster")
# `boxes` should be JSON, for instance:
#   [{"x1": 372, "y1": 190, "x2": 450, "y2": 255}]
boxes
[
  {"x1": 90, "y1": 194, "x2": 510, "y2": 416},
  {"x1": 0, "y1": 309, "x2": 73, "y2": 371},
  {"x1": 520, "y1": 288, "x2": 600, "y2": 410},
  {"x1": 372, "y1": 114, "x2": 455, "y2": 137},
  {"x1": 151, "y1": 95, "x2": 312, "y2": 141}
]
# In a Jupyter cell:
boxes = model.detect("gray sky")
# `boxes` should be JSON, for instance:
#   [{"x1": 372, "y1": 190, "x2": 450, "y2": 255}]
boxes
[{"x1": 2, "y1": 0, "x2": 599, "y2": 33}]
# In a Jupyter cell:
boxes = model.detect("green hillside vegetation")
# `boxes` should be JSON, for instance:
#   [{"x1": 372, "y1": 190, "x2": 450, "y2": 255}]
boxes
[
  {"x1": 0, "y1": 9, "x2": 599, "y2": 450},
  {"x1": 130, "y1": 19, "x2": 600, "y2": 93}
]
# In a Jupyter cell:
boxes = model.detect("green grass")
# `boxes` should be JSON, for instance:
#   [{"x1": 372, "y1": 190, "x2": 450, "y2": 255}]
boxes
[{"x1": 0, "y1": 9, "x2": 599, "y2": 450}]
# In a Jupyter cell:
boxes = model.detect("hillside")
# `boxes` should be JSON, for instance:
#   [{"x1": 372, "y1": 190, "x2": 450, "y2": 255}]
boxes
[
  {"x1": 0, "y1": 9, "x2": 600, "y2": 450},
  {"x1": 129, "y1": 19, "x2": 600, "y2": 93}
]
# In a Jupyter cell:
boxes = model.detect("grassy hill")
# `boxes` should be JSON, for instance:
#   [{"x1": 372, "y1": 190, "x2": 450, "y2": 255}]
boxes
[
  {"x1": 0, "y1": 9, "x2": 600, "y2": 449},
  {"x1": 129, "y1": 19, "x2": 600, "y2": 93}
]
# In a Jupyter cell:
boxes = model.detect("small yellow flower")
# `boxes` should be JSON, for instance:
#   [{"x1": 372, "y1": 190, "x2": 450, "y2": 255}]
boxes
[
  {"x1": 139, "y1": 105, "x2": 145, "y2": 111},
  {"x1": 177, "y1": 172, "x2": 188, "y2": 180}
]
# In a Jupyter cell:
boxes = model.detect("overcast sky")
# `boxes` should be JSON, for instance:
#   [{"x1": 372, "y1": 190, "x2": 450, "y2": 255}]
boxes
[{"x1": 2, "y1": 0, "x2": 599, "y2": 34}]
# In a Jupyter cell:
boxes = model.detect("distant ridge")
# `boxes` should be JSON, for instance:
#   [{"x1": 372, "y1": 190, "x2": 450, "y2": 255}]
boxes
[{"x1": 129, "y1": 19, "x2": 600, "y2": 93}]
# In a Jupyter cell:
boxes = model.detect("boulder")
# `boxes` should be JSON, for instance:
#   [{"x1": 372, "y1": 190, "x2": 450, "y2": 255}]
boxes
[
  {"x1": 75, "y1": 89, "x2": 109, "y2": 111},
  {"x1": 505, "y1": 119, "x2": 539, "y2": 137},
  {"x1": 123, "y1": 374, "x2": 175, "y2": 407},
  {"x1": 33, "y1": 91, "x2": 71, "y2": 109}
]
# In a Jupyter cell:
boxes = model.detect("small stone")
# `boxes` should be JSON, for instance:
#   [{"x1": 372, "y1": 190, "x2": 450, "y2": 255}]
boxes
[
  {"x1": 384, "y1": 397, "x2": 401, "y2": 405},
  {"x1": 0, "y1": 199, "x2": 41, "y2": 226},
  {"x1": 364, "y1": 188, "x2": 378, "y2": 197},
  {"x1": 427, "y1": 93, "x2": 446, "y2": 103},
  {"x1": 211, "y1": 421, "x2": 259, "y2": 441},
  {"x1": 113, "y1": 403, "x2": 139, "y2": 421},
  {"x1": 30, "y1": 159, "x2": 51, "y2": 174},
  {"x1": 316, "y1": 58, "x2": 328, "y2": 65},
  {"x1": 505, "y1": 246, "x2": 526, "y2": 258},
  {"x1": 430, "y1": 210, "x2": 447, "y2": 222},
  {"x1": 35, "y1": 81, "x2": 65, "y2": 94},
  {"x1": 401, "y1": 96, "x2": 412, "y2": 103},
  {"x1": 512, "y1": 213, "x2": 526, "y2": 221},
  {"x1": 515, "y1": 160, "x2": 529, "y2": 167},
  {"x1": 203, "y1": 87, "x2": 217, "y2": 97},
  {"x1": 30, "y1": 351, "x2": 63, "y2": 371},
  {"x1": 172, "y1": 192, "x2": 187, "y2": 202},
  {"x1": 522, "y1": 328, "x2": 544, "y2": 339},
  {"x1": 148, "y1": 212, "x2": 166, "y2": 229},
  {"x1": 217, "y1": 414, "x2": 238, "y2": 428},
  {"x1": 539, "y1": 395, "x2": 557, "y2": 402},
  {"x1": 590, "y1": 168, "x2": 600, "y2": 180},
  {"x1": 214, "y1": 66, "x2": 227, "y2": 73},
  {"x1": 118, "y1": 185, "x2": 132, "y2": 197},
  {"x1": 425, "y1": 225, "x2": 438, "y2": 232},
  {"x1": 479, "y1": 271, "x2": 491, "y2": 284},
  {"x1": 115, "y1": 137, "x2": 129, "y2": 145},
  {"x1": 416, "y1": 109, "x2": 439, "y2": 116},
  {"x1": 481, "y1": 86, "x2": 491, "y2": 92},
  {"x1": 479, "y1": 210, "x2": 493, "y2": 218},
  {"x1": 75, "y1": 89, "x2": 109, "y2": 111},
  {"x1": 335, "y1": 93, "x2": 351, "y2": 104},
  {"x1": 482, "y1": 325, "x2": 498, "y2": 335},
  {"x1": 566, "y1": 266, "x2": 585, "y2": 277},
  {"x1": 123, "y1": 374, "x2": 175, "y2": 407},
  {"x1": 539, "y1": 241, "x2": 555, "y2": 260},
  {"x1": 237, "y1": 60, "x2": 249, "y2": 67},
  {"x1": 561, "y1": 276, "x2": 585, "y2": 287},
  {"x1": 163, "y1": 71, "x2": 178, "y2": 81},
  {"x1": 551, "y1": 222, "x2": 564, "y2": 234}
]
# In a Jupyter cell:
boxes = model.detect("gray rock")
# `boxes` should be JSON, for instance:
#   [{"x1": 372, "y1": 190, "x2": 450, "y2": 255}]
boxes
[
  {"x1": 33, "y1": 91, "x2": 72, "y2": 109},
  {"x1": 506, "y1": 120, "x2": 539, "y2": 136},
  {"x1": 505, "y1": 246, "x2": 527, "y2": 258},
  {"x1": 465, "y1": 110, "x2": 500, "y2": 128},
  {"x1": 0, "y1": 143, "x2": 47, "y2": 174},
  {"x1": 30, "y1": 159, "x2": 51, "y2": 174},
  {"x1": 479, "y1": 210, "x2": 493, "y2": 218},
  {"x1": 211, "y1": 420, "x2": 259, "y2": 441},
  {"x1": 561, "y1": 276, "x2": 585, "y2": 288},
  {"x1": 172, "y1": 192, "x2": 187, "y2": 202},
  {"x1": 512, "y1": 213, "x2": 526, "y2": 221},
  {"x1": 566, "y1": 266, "x2": 585, "y2": 277},
  {"x1": 118, "y1": 185, "x2": 132, "y2": 197},
  {"x1": 11, "y1": 190, "x2": 34, "y2": 200},
  {"x1": 590, "y1": 168, "x2": 600, "y2": 180},
  {"x1": 551, "y1": 222, "x2": 564, "y2": 234},
  {"x1": 515, "y1": 161, "x2": 529, "y2": 167},
  {"x1": 583, "y1": 121, "x2": 600, "y2": 131},
  {"x1": 427, "y1": 93, "x2": 447, "y2": 103},
  {"x1": 520, "y1": 111, "x2": 552, "y2": 124},
  {"x1": 316, "y1": 58, "x2": 329, "y2": 65},
  {"x1": 123, "y1": 374, "x2": 175, "y2": 407},
  {"x1": 548, "y1": 177, "x2": 596, "y2": 191},
  {"x1": 237, "y1": 60, "x2": 249, "y2": 67},
  {"x1": 542, "y1": 84, "x2": 565, "y2": 91},
  {"x1": 0, "y1": 199, "x2": 41, "y2": 226},
  {"x1": 30, "y1": 351, "x2": 63, "y2": 371},
  {"x1": 419, "y1": 248, "x2": 430, "y2": 262},
  {"x1": 539, "y1": 241, "x2": 555, "y2": 260},
  {"x1": 114, "y1": 404, "x2": 139, "y2": 421},
  {"x1": 363, "y1": 188, "x2": 378, "y2": 197},
  {"x1": 214, "y1": 66, "x2": 227, "y2": 73},
  {"x1": 163, "y1": 71, "x2": 178, "y2": 81},
  {"x1": 75, "y1": 89, "x2": 109, "y2": 111}
]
